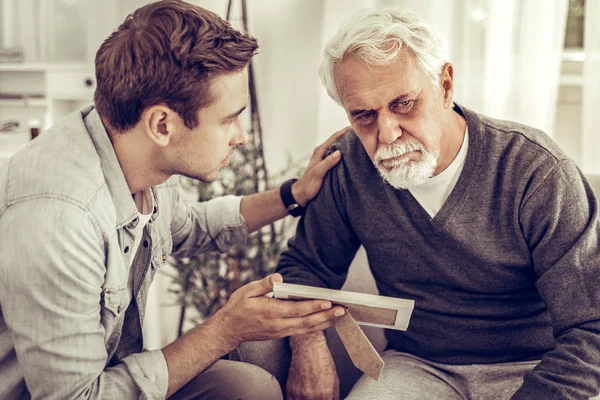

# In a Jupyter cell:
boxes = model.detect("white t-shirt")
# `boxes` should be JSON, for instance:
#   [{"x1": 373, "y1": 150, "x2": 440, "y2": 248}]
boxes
[
  {"x1": 409, "y1": 127, "x2": 469, "y2": 218},
  {"x1": 126, "y1": 189, "x2": 154, "y2": 305}
]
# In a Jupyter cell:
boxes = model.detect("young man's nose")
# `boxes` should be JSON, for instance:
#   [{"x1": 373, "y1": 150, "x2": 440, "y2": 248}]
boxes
[
  {"x1": 232, "y1": 117, "x2": 248, "y2": 146},
  {"x1": 236, "y1": 128, "x2": 248, "y2": 146}
]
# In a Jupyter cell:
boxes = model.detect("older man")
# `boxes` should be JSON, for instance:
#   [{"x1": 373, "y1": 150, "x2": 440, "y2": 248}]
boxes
[
  {"x1": 245, "y1": 7, "x2": 600, "y2": 400},
  {"x1": 0, "y1": 1, "x2": 348, "y2": 399}
]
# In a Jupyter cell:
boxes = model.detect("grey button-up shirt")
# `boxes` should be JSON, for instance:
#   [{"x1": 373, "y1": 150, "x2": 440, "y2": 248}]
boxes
[{"x1": 0, "y1": 106, "x2": 248, "y2": 399}]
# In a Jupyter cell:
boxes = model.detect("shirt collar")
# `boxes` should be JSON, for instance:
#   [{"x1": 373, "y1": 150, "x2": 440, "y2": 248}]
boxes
[{"x1": 82, "y1": 106, "x2": 141, "y2": 229}]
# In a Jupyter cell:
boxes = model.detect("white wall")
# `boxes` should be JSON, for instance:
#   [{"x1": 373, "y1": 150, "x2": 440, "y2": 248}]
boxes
[{"x1": 243, "y1": 0, "x2": 326, "y2": 173}]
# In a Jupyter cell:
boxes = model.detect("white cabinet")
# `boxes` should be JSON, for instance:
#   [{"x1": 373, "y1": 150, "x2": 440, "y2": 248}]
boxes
[
  {"x1": 0, "y1": 63, "x2": 95, "y2": 164},
  {"x1": 0, "y1": 0, "x2": 121, "y2": 165},
  {"x1": 47, "y1": 70, "x2": 96, "y2": 99}
]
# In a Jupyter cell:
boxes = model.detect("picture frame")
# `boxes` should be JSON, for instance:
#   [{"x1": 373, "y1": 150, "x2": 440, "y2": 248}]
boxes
[{"x1": 272, "y1": 282, "x2": 415, "y2": 331}]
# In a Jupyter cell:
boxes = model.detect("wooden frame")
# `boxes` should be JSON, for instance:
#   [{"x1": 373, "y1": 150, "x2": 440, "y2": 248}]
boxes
[{"x1": 272, "y1": 282, "x2": 415, "y2": 331}]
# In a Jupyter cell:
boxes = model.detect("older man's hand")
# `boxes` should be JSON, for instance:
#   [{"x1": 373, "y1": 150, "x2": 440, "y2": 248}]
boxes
[{"x1": 286, "y1": 332, "x2": 340, "y2": 400}]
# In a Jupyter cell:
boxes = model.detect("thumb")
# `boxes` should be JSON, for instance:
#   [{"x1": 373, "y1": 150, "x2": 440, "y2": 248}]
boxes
[
  {"x1": 310, "y1": 150, "x2": 341, "y2": 179},
  {"x1": 243, "y1": 273, "x2": 283, "y2": 297}
]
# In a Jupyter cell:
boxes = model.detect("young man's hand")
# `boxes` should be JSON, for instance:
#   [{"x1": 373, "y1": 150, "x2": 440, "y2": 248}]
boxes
[
  {"x1": 209, "y1": 274, "x2": 345, "y2": 351},
  {"x1": 292, "y1": 127, "x2": 352, "y2": 207}
]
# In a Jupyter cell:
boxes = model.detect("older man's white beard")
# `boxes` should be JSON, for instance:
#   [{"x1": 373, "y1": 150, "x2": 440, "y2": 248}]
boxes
[{"x1": 374, "y1": 141, "x2": 440, "y2": 189}]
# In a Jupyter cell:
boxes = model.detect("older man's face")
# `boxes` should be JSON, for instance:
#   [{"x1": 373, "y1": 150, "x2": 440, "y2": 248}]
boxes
[{"x1": 334, "y1": 50, "x2": 452, "y2": 189}]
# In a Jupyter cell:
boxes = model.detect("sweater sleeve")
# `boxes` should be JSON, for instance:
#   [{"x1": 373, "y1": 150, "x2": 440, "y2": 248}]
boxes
[
  {"x1": 276, "y1": 152, "x2": 361, "y2": 290},
  {"x1": 513, "y1": 159, "x2": 600, "y2": 399}
]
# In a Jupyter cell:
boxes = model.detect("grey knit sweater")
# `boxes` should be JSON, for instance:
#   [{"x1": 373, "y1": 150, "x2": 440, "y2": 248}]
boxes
[{"x1": 277, "y1": 104, "x2": 600, "y2": 399}]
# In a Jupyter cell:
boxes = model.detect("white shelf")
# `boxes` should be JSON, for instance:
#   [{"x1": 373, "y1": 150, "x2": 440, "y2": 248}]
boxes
[
  {"x1": 51, "y1": 94, "x2": 93, "y2": 101},
  {"x1": 0, "y1": 98, "x2": 47, "y2": 107},
  {"x1": 0, "y1": 63, "x2": 91, "y2": 72},
  {"x1": 560, "y1": 74, "x2": 584, "y2": 87}
]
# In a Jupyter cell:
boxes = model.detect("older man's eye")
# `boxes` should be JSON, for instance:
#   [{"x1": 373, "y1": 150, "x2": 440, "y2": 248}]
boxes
[
  {"x1": 357, "y1": 111, "x2": 375, "y2": 121},
  {"x1": 391, "y1": 100, "x2": 414, "y2": 113}
]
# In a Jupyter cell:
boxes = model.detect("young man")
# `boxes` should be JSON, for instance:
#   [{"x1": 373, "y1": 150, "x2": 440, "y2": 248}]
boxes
[
  {"x1": 246, "y1": 7, "x2": 600, "y2": 400},
  {"x1": 0, "y1": 1, "x2": 347, "y2": 399}
]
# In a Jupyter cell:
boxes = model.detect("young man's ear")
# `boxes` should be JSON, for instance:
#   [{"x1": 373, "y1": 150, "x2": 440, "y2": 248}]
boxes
[
  {"x1": 439, "y1": 63, "x2": 454, "y2": 108},
  {"x1": 144, "y1": 105, "x2": 177, "y2": 147}
]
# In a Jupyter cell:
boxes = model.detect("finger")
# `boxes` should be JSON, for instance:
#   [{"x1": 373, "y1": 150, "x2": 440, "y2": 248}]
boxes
[
  {"x1": 280, "y1": 307, "x2": 345, "y2": 336},
  {"x1": 304, "y1": 319, "x2": 337, "y2": 335},
  {"x1": 319, "y1": 126, "x2": 352, "y2": 152},
  {"x1": 282, "y1": 319, "x2": 336, "y2": 339},
  {"x1": 242, "y1": 273, "x2": 283, "y2": 297},
  {"x1": 307, "y1": 150, "x2": 342, "y2": 180},
  {"x1": 312, "y1": 126, "x2": 352, "y2": 158},
  {"x1": 272, "y1": 298, "x2": 333, "y2": 318}
]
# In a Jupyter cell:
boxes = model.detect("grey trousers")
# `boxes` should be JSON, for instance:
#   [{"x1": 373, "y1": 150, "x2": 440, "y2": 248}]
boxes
[
  {"x1": 346, "y1": 350, "x2": 538, "y2": 400},
  {"x1": 233, "y1": 329, "x2": 543, "y2": 400},
  {"x1": 170, "y1": 359, "x2": 283, "y2": 400}
]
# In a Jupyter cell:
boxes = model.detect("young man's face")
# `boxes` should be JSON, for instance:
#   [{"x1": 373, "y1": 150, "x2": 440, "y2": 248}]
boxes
[
  {"x1": 334, "y1": 50, "x2": 452, "y2": 189},
  {"x1": 174, "y1": 68, "x2": 249, "y2": 182}
]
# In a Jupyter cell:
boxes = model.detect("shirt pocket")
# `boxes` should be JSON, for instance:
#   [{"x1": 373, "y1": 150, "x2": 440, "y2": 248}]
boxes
[
  {"x1": 102, "y1": 286, "x2": 127, "y2": 316},
  {"x1": 151, "y1": 234, "x2": 173, "y2": 270},
  {"x1": 101, "y1": 285, "x2": 127, "y2": 348}
]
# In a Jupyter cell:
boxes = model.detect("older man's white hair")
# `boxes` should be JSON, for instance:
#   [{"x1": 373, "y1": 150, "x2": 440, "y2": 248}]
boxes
[{"x1": 318, "y1": 7, "x2": 449, "y2": 104}]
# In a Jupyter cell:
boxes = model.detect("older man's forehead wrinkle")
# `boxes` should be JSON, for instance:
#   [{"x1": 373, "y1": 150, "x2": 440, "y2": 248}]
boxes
[{"x1": 336, "y1": 53, "x2": 425, "y2": 114}]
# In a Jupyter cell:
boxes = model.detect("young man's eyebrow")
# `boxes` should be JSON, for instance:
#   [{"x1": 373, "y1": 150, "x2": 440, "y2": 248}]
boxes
[{"x1": 223, "y1": 106, "x2": 247, "y2": 121}]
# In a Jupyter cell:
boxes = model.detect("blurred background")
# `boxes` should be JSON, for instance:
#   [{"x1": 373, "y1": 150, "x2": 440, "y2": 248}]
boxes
[{"x1": 0, "y1": 0, "x2": 597, "y2": 350}]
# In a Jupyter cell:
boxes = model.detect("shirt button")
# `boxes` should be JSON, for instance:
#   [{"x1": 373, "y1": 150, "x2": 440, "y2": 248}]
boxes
[
  {"x1": 162, "y1": 254, "x2": 167, "y2": 262},
  {"x1": 117, "y1": 306, "x2": 121, "y2": 313},
  {"x1": 124, "y1": 246, "x2": 130, "y2": 253},
  {"x1": 143, "y1": 240, "x2": 149, "y2": 248}
]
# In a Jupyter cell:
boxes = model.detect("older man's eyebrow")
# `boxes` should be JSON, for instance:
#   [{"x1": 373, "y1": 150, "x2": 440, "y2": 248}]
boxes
[
  {"x1": 388, "y1": 91, "x2": 418, "y2": 106},
  {"x1": 348, "y1": 90, "x2": 419, "y2": 117},
  {"x1": 350, "y1": 108, "x2": 372, "y2": 117}
]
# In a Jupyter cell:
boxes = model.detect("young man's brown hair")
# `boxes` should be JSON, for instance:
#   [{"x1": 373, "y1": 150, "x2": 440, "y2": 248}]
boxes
[{"x1": 94, "y1": 0, "x2": 258, "y2": 133}]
